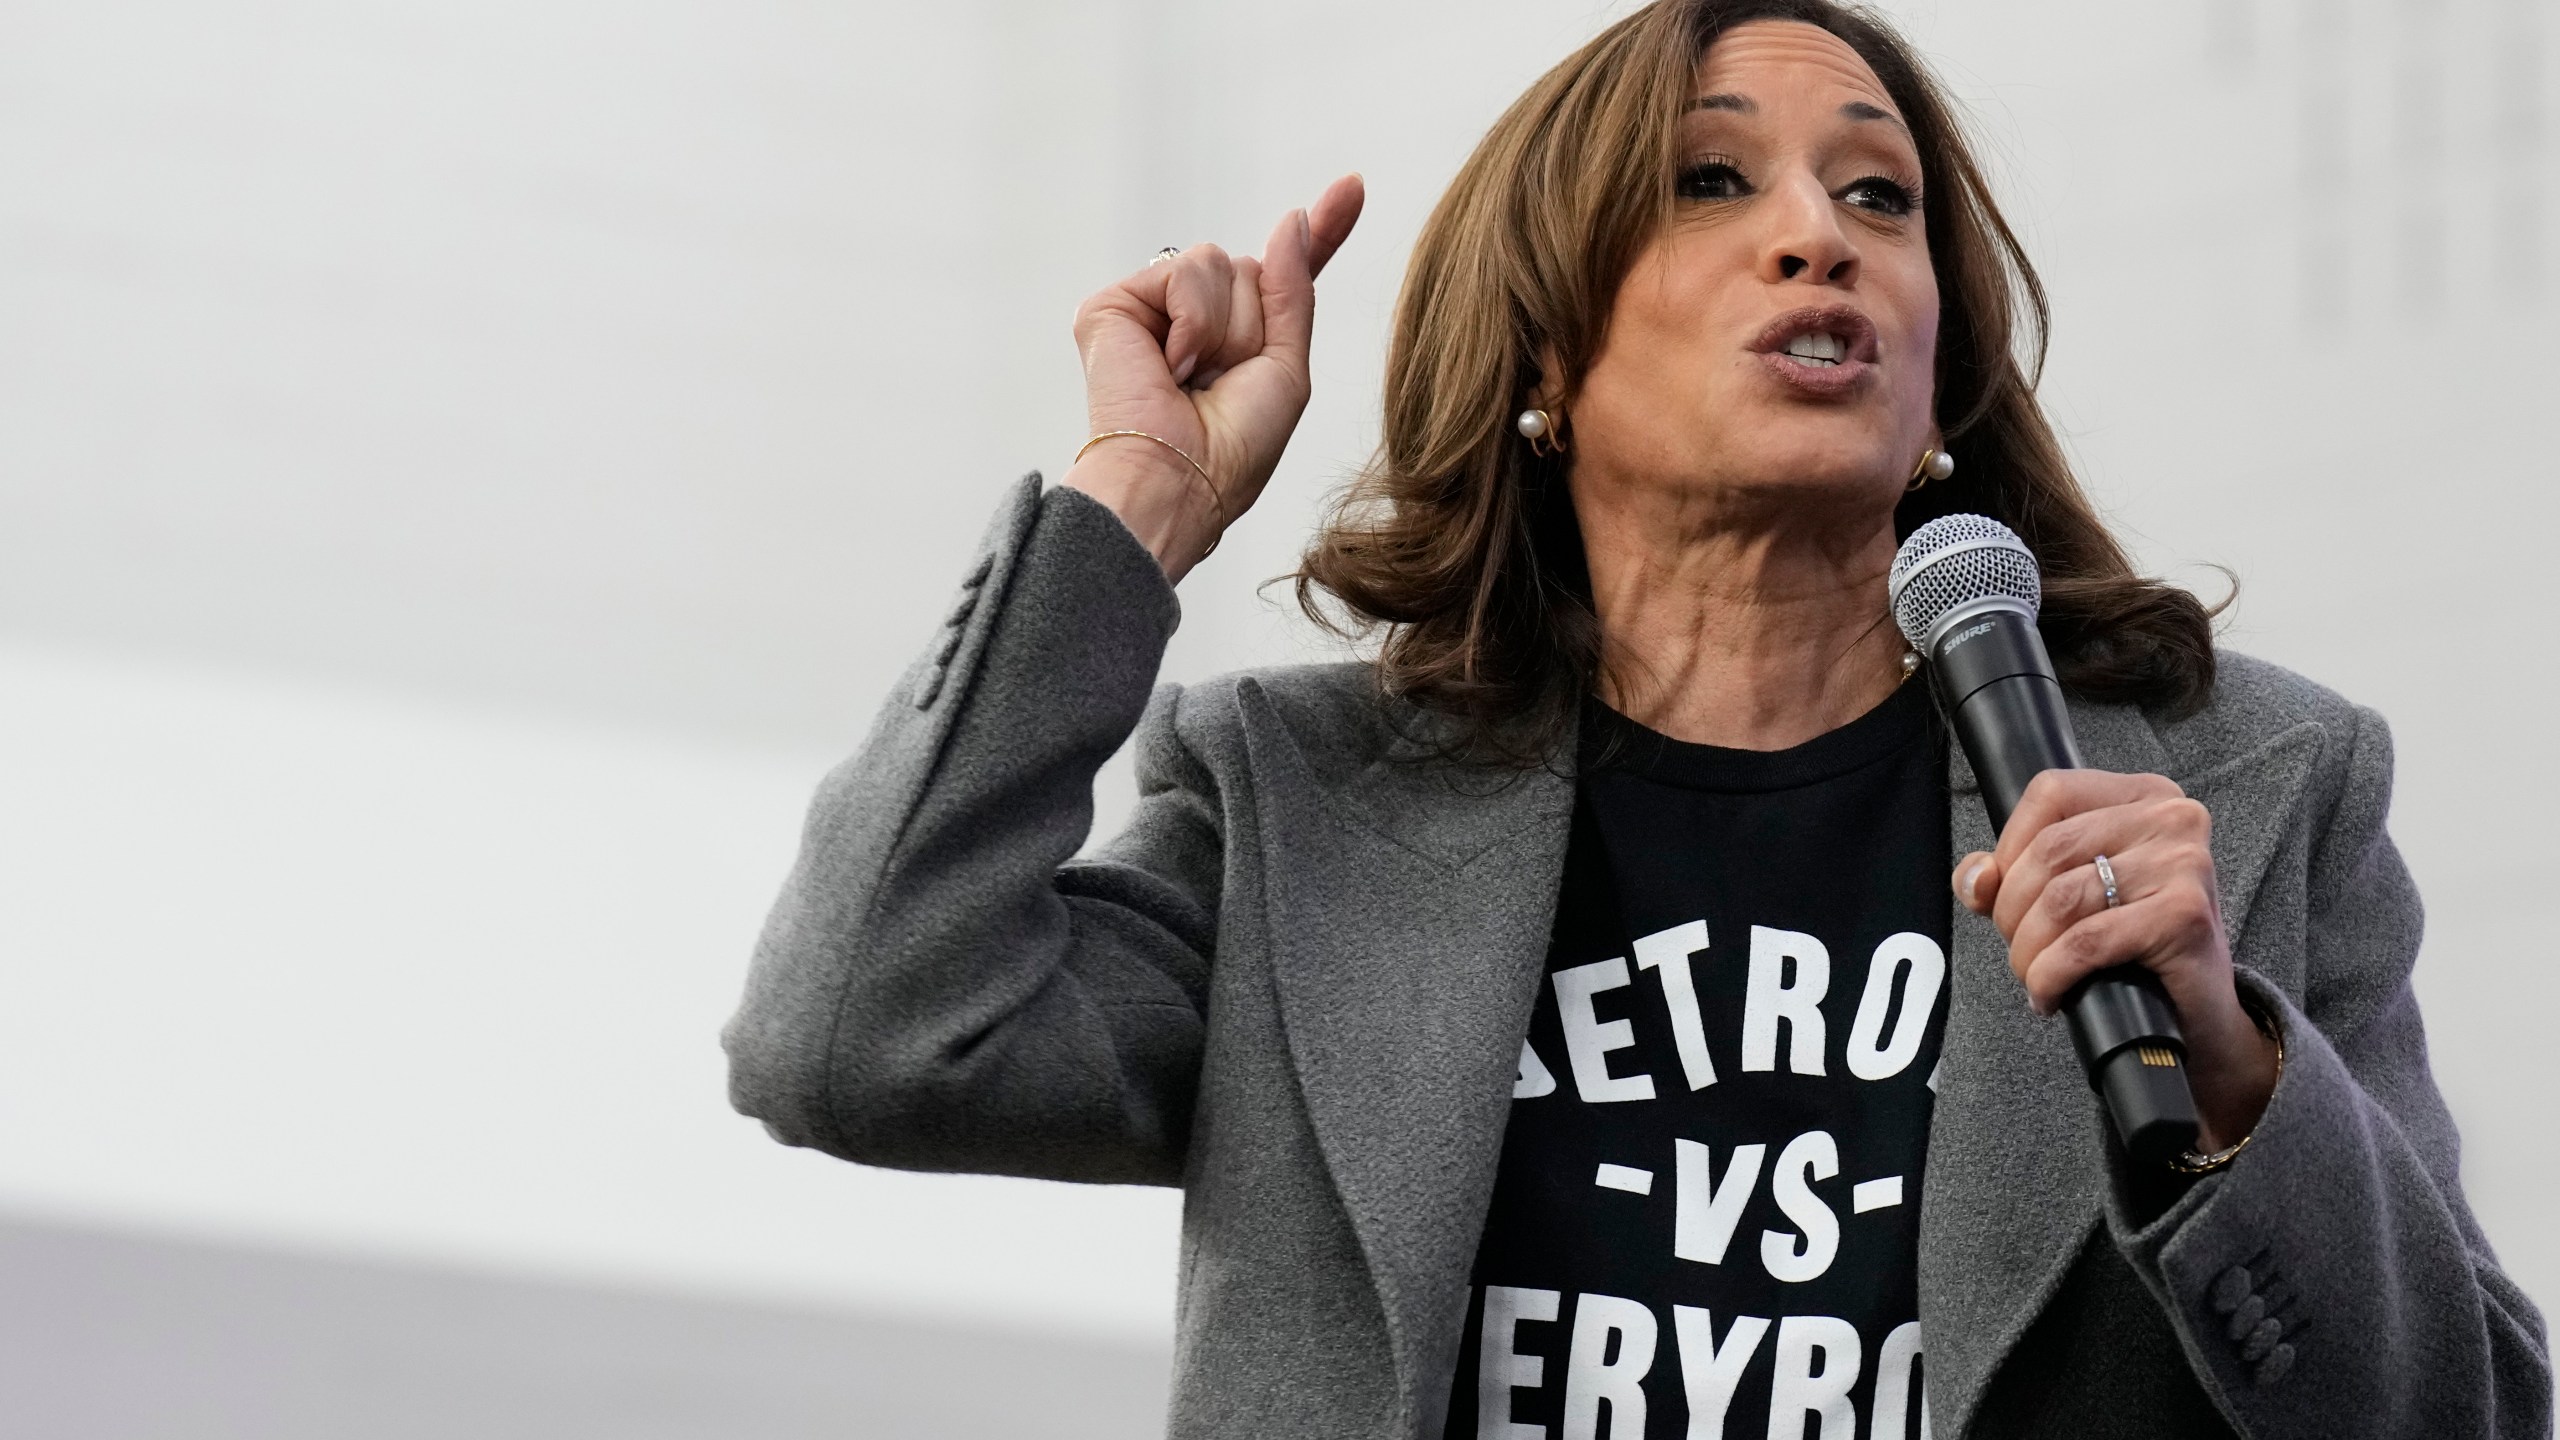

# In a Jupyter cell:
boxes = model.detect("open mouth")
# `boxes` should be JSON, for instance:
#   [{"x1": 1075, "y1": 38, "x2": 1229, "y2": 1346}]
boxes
[
  {"x1": 1778, "y1": 330, "x2": 1851, "y2": 368},
  {"x1": 1749, "y1": 307, "x2": 1880, "y2": 393}
]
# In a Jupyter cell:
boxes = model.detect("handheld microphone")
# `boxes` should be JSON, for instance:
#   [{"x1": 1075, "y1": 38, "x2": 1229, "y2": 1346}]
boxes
[{"x1": 1890, "y1": 514, "x2": 2201, "y2": 1166}]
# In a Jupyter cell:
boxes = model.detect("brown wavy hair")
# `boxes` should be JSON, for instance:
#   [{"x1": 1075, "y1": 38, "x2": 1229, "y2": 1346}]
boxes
[{"x1": 1295, "y1": 0, "x2": 2217, "y2": 764}]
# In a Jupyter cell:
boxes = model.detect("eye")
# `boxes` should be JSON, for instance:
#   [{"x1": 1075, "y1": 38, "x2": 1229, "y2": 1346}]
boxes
[
  {"x1": 1840, "y1": 174, "x2": 1920, "y2": 216},
  {"x1": 1676, "y1": 158, "x2": 1752, "y2": 201}
]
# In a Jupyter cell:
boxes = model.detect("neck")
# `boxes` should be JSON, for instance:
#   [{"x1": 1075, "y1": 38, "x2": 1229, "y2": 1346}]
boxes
[{"x1": 1575, "y1": 474, "x2": 1905, "y2": 751}]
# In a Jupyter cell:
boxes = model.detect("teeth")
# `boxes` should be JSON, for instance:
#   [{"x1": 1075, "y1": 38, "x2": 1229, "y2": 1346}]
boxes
[{"x1": 1782, "y1": 331, "x2": 1845, "y2": 365}]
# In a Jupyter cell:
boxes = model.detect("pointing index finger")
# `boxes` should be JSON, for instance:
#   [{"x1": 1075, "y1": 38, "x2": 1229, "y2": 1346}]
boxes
[{"x1": 1304, "y1": 173, "x2": 1365, "y2": 279}]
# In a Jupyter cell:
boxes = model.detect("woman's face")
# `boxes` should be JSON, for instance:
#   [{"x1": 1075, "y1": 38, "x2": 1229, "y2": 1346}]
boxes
[{"x1": 1569, "y1": 21, "x2": 1940, "y2": 522}]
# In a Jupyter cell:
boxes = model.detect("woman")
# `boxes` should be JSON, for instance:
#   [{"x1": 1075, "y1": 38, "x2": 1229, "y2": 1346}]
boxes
[{"x1": 724, "y1": 2, "x2": 2549, "y2": 1435}]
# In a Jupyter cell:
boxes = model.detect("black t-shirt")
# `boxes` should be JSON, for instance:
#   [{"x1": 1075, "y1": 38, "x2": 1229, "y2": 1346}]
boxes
[{"x1": 1443, "y1": 681, "x2": 1950, "y2": 1440}]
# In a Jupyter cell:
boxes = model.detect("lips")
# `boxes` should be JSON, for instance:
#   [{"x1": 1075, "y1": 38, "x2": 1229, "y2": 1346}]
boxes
[{"x1": 1748, "y1": 306, "x2": 1881, "y2": 396}]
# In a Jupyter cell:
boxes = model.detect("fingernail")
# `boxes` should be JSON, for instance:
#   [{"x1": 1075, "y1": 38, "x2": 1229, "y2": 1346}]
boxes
[
  {"x1": 1174, "y1": 354, "x2": 1196, "y2": 384},
  {"x1": 1959, "y1": 862, "x2": 1981, "y2": 907},
  {"x1": 1298, "y1": 209, "x2": 1312, "y2": 246}
]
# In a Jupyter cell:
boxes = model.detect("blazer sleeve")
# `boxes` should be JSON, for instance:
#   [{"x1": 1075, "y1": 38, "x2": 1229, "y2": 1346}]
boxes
[
  {"x1": 2106, "y1": 705, "x2": 2553, "y2": 1438},
  {"x1": 721, "y1": 474, "x2": 1224, "y2": 1186}
]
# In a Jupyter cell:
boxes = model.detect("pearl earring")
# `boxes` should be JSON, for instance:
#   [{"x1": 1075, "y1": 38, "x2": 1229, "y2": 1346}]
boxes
[
  {"x1": 1516, "y1": 408, "x2": 1563, "y2": 457},
  {"x1": 1908, "y1": 447, "x2": 1955, "y2": 490}
]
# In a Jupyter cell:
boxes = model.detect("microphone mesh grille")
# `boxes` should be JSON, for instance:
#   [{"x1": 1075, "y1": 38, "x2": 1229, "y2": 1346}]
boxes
[{"x1": 1889, "y1": 513, "x2": 2042, "y2": 647}]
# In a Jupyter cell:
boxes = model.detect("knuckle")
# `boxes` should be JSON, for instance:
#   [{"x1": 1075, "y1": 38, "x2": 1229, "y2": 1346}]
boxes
[
  {"x1": 2158, "y1": 889, "x2": 2201, "y2": 927},
  {"x1": 2149, "y1": 795, "x2": 2200, "y2": 829},
  {"x1": 2174, "y1": 797, "x2": 2212, "y2": 835},
  {"x1": 2179, "y1": 905, "x2": 2217, "y2": 944},
  {"x1": 2025, "y1": 816, "x2": 2082, "y2": 868},
  {"x1": 2051, "y1": 926, "x2": 2089, "y2": 967}
]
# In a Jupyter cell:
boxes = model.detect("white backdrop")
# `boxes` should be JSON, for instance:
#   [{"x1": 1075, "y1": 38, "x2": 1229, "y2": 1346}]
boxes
[{"x1": 0, "y1": 0, "x2": 2551, "y2": 1347}]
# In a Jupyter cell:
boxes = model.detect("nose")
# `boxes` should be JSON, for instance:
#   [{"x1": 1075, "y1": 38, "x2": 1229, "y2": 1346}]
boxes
[{"x1": 1758, "y1": 171, "x2": 1860, "y2": 287}]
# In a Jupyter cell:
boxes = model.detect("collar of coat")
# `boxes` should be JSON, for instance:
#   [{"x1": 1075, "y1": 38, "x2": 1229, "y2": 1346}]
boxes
[{"x1": 1230, "y1": 674, "x2": 2324, "y2": 1436}]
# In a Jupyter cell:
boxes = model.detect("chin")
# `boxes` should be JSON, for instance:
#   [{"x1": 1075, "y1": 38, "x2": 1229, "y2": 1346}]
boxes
[{"x1": 1715, "y1": 424, "x2": 1903, "y2": 503}]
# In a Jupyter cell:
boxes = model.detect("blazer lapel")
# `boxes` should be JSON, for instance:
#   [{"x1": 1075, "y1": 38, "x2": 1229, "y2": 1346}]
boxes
[
  {"x1": 1920, "y1": 697, "x2": 2325, "y2": 1432},
  {"x1": 1235, "y1": 678, "x2": 1574, "y2": 1432},
  {"x1": 2181, "y1": 722, "x2": 2329, "y2": 987}
]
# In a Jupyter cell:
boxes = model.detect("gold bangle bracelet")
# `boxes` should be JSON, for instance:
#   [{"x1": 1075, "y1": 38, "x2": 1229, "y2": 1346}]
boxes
[
  {"x1": 2167, "y1": 1003, "x2": 2286, "y2": 1176},
  {"x1": 1073, "y1": 429, "x2": 1227, "y2": 563}
]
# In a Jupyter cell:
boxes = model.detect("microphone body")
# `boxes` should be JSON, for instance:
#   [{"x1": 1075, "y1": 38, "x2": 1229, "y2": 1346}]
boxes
[{"x1": 1896, "y1": 520, "x2": 2202, "y2": 1166}]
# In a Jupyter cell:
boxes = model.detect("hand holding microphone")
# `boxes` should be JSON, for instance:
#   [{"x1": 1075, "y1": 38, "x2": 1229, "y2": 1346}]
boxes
[{"x1": 1892, "y1": 516, "x2": 2279, "y2": 1164}]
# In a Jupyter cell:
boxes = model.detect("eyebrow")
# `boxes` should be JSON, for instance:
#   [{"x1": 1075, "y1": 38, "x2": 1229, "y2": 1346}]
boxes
[{"x1": 1684, "y1": 93, "x2": 1908, "y2": 129}]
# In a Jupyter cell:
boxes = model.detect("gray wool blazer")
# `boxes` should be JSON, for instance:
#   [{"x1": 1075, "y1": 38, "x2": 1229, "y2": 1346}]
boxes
[{"x1": 724, "y1": 476, "x2": 2552, "y2": 1439}]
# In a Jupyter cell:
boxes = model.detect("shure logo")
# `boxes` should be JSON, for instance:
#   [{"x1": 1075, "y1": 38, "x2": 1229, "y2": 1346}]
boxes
[{"x1": 1943, "y1": 621, "x2": 1997, "y2": 651}]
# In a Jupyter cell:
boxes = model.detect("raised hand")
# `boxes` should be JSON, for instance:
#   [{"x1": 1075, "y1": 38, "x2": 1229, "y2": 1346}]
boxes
[{"x1": 1064, "y1": 174, "x2": 1365, "y2": 580}]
